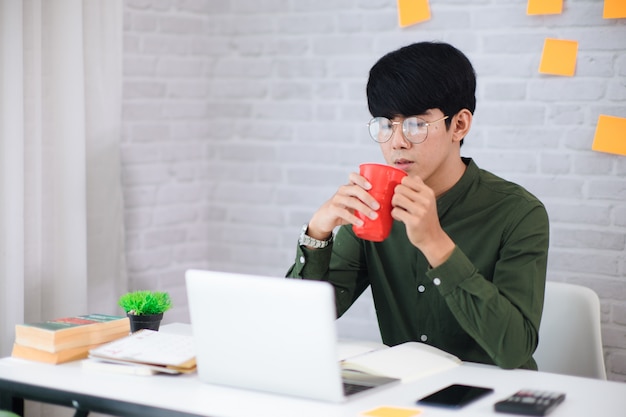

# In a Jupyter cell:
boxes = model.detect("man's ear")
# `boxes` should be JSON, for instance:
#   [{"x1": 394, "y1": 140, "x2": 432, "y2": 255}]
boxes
[{"x1": 451, "y1": 109, "x2": 472, "y2": 144}]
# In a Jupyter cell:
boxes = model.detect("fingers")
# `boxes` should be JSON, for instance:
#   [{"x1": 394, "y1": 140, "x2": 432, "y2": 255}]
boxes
[
  {"x1": 308, "y1": 172, "x2": 382, "y2": 235},
  {"x1": 391, "y1": 176, "x2": 434, "y2": 215},
  {"x1": 347, "y1": 172, "x2": 372, "y2": 191},
  {"x1": 333, "y1": 182, "x2": 380, "y2": 226},
  {"x1": 390, "y1": 176, "x2": 442, "y2": 250}
]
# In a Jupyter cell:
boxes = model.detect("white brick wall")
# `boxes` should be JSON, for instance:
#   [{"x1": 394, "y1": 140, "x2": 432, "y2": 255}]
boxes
[{"x1": 122, "y1": 0, "x2": 626, "y2": 380}]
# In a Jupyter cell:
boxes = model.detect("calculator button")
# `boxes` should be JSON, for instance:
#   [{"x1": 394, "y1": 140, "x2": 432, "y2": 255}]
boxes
[{"x1": 494, "y1": 389, "x2": 565, "y2": 416}]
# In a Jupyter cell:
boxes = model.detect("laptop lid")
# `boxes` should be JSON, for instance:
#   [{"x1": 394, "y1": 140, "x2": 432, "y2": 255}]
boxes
[{"x1": 185, "y1": 269, "x2": 395, "y2": 403}]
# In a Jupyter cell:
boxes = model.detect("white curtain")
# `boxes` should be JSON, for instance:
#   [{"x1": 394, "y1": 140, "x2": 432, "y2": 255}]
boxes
[{"x1": 0, "y1": 0, "x2": 125, "y2": 366}]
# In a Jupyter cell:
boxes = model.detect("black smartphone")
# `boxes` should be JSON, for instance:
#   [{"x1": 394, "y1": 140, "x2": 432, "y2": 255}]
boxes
[{"x1": 416, "y1": 384, "x2": 494, "y2": 408}]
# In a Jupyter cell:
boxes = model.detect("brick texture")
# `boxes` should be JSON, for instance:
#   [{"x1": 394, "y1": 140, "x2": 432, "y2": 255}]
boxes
[{"x1": 122, "y1": 0, "x2": 626, "y2": 380}]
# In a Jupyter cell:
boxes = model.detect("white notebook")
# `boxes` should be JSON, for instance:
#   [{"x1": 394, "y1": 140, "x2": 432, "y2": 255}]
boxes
[{"x1": 340, "y1": 341, "x2": 460, "y2": 382}]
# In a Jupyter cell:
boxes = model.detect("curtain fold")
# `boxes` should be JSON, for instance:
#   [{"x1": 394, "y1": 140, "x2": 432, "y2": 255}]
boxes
[
  {"x1": 0, "y1": 0, "x2": 125, "y2": 365},
  {"x1": 0, "y1": 0, "x2": 26, "y2": 358},
  {"x1": 83, "y1": 0, "x2": 126, "y2": 314},
  {"x1": 41, "y1": 0, "x2": 89, "y2": 318}
]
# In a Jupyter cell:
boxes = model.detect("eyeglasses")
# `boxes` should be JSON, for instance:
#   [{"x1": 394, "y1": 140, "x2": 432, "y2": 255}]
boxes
[{"x1": 367, "y1": 115, "x2": 449, "y2": 144}]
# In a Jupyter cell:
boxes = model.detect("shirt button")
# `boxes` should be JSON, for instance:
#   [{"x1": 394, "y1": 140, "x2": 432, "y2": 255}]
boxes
[
  {"x1": 417, "y1": 285, "x2": 425, "y2": 293},
  {"x1": 420, "y1": 334, "x2": 428, "y2": 342},
  {"x1": 433, "y1": 278, "x2": 441, "y2": 286},
  {"x1": 299, "y1": 256, "x2": 305, "y2": 264}
]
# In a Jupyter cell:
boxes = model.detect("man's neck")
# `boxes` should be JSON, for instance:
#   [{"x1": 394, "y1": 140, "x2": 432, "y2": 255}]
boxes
[{"x1": 429, "y1": 157, "x2": 468, "y2": 198}]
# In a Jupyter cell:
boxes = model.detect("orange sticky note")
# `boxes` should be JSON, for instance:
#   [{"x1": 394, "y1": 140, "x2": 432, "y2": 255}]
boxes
[
  {"x1": 397, "y1": 0, "x2": 431, "y2": 27},
  {"x1": 362, "y1": 406, "x2": 422, "y2": 417},
  {"x1": 538, "y1": 38, "x2": 579, "y2": 76},
  {"x1": 592, "y1": 115, "x2": 626, "y2": 156},
  {"x1": 603, "y1": 0, "x2": 626, "y2": 18},
  {"x1": 527, "y1": 0, "x2": 563, "y2": 15}
]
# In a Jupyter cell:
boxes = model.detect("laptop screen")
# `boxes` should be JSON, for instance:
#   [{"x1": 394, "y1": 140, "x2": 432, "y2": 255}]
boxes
[{"x1": 185, "y1": 270, "x2": 348, "y2": 402}]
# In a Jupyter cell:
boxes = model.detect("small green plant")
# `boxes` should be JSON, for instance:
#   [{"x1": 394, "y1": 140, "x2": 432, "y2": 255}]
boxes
[{"x1": 118, "y1": 290, "x2": 172, "y2": 316}]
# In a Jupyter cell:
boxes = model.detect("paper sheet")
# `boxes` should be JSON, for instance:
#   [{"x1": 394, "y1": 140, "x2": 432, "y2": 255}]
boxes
[
  {"x1": 362, "y1": 406, "x2": 422, "y2": 417},
  {"x1": 603, "y1": 0, "x2": 626, "y2": 19},
  {"x1": 397, "y1": 0, "x2": 431, "y2": 27},
  {"x1": 527, "y1": 0, "x2": 563, "y2": 15},
  {"x1": 539, "y1": 38, "x2": 579, "y2": 76},
  {"x1": 592, "y1": 114, "x2": 626, "y2": 156}
]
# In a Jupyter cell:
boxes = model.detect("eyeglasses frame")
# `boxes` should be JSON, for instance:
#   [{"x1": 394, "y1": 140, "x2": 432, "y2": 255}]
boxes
[{"x1": 367, "y1": 115, "x2": 450, "y2": 144}]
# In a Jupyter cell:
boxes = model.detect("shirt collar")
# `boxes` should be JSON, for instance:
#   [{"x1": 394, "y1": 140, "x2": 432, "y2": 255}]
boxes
[{"x1": 436, "y1": 157, "x2": 478, "y2": 218}]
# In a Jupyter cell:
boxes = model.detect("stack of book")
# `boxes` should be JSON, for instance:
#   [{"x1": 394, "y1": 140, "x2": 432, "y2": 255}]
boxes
[{"x1": 11, "y1": 314, "x2": 130, "y2": 364}]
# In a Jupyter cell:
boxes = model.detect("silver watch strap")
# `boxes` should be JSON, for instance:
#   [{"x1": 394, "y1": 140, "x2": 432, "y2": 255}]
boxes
[{"x1": 299, "y1": 224, "x2": 333, "y2": 249}]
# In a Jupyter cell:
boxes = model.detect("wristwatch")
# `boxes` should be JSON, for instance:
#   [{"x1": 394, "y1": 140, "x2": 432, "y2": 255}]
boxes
[{"x1": 298, "y1": 224, "x2": 333, "y2": 249}]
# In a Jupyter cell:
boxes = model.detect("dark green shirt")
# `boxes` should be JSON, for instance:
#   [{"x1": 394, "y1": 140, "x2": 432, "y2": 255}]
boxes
[{"x1": 287, "y1": 158, "x2": 549, "y2": 370}]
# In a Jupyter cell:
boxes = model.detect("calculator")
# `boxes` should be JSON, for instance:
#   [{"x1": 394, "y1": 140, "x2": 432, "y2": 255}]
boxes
[{"x1": 494, "y1": 389, "x2": 566, "y2": 416}]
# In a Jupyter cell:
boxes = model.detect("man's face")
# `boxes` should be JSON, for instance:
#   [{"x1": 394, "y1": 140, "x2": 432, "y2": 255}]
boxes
[{"x1": 378, "y1": 108, "x2": 459, "y2": 187}]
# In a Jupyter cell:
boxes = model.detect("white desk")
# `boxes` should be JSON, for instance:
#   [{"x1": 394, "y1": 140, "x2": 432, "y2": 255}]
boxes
[{"x1": 0, "y1": 354, "x2": 625, "y2": 417}]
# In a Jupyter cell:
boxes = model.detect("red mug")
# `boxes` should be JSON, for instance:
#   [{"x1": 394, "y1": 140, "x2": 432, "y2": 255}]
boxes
[{"x1": 352, "y1": 163, "x2": 407, "y2": 242}]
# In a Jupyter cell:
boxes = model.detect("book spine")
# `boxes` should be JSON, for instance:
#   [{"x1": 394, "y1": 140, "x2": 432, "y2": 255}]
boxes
[{"x1": 15, "y1": 325, "x2": 130, "y2": 353}]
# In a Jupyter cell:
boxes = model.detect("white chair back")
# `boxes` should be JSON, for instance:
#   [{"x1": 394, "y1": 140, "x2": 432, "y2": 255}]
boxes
[{"x1": 534, "y1": 281, "x2": 607, "y2": 379}]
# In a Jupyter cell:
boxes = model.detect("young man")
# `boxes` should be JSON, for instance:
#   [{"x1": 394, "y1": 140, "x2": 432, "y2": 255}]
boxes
[{"x1": 286, "y1": 42, "x2": 549, "y2": 370}]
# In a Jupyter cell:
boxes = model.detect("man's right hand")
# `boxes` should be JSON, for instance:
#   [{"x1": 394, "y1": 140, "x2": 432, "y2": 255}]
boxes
[{"x1": 305, "y1": 172, "x2": 381, "y2": 240}]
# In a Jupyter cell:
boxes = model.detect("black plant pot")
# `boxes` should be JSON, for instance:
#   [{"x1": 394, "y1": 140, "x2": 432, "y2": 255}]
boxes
[{"x1": 127, "y1": 313, "x2": 163, "y2": 333}]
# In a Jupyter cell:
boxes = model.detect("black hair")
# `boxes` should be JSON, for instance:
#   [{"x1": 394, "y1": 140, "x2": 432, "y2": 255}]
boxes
[{"x1": 366, "y1": 42, "x2": 476, "y2": 126}]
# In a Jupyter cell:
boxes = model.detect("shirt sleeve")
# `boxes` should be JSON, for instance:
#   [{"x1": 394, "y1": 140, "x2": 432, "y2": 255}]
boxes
[
  {"x1": 286, "y1": 226, "x2": 369, "y2": 317},
  {"x1": 427, "y1": 203, "x2": 549, "y2": 370},
  {"x1": 286, "y1": 243, "x2": 333, "y2": 280}
]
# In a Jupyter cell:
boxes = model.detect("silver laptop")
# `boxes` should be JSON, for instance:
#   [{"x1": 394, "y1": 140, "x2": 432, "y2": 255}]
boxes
[{"x1": 185, "y1": 269, "x2": 399, "y2": 403}]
